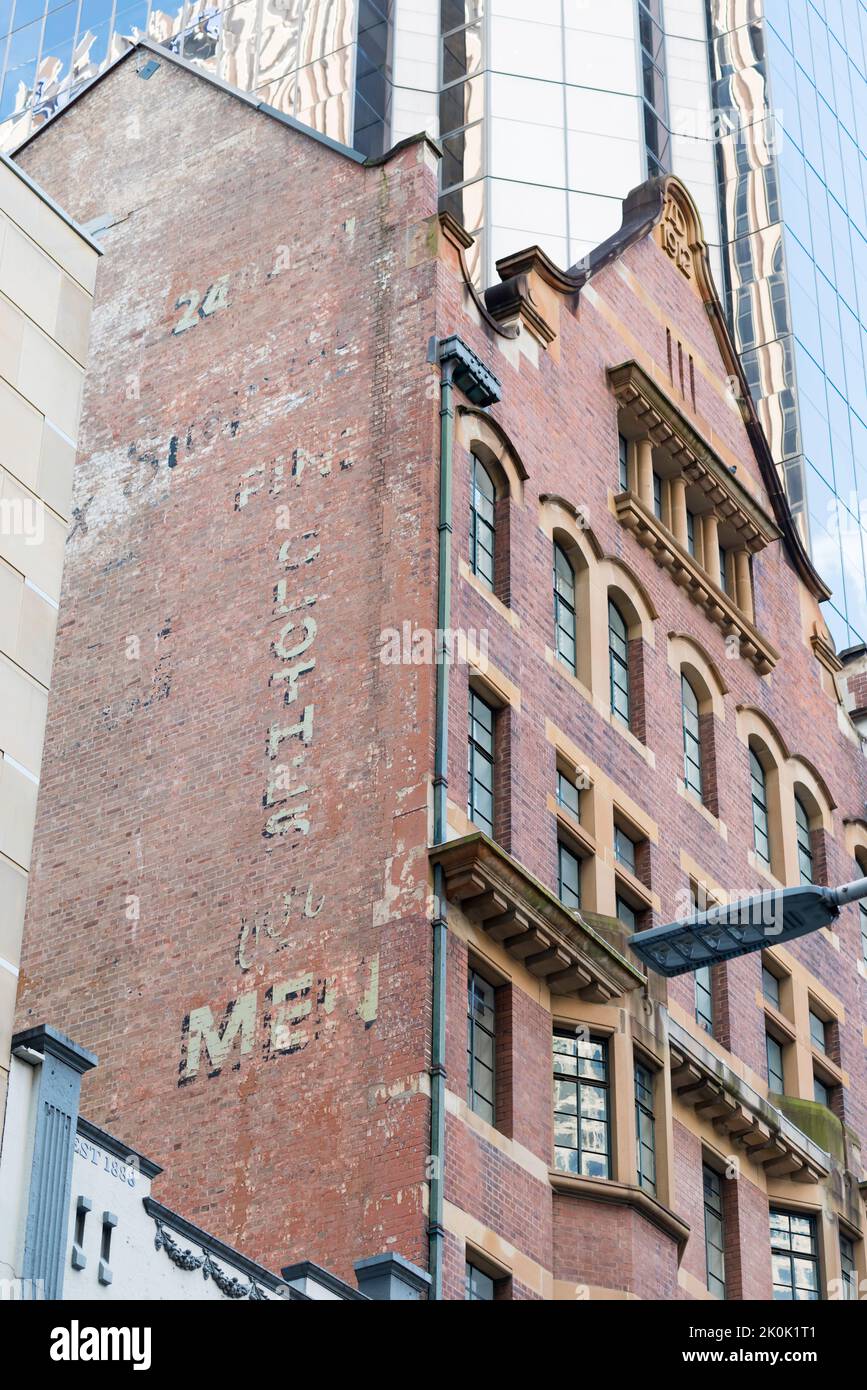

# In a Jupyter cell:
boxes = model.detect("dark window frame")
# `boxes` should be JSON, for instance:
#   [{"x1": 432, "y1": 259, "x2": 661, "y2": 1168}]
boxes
[
  {"x1": 465, "y1": 1259, "x2": 496, "y2": 1300},
  {"x1": 467, "y1": 687, "x2": 494, "y2": 835},
  {"x1": 608, "y1": 598, "x2": 631, "y2": 728},
  {"x1": 618, "y1": 433, "x2": 629, "y2": 491},
  {"x1": 795, "y1": 794, "x2": 814, "y2": 885},
  {"x1": 695, "y1": 963, "x2": 714, "y2": 1035},
  {"x1": 553, "y1": 541, "x2": 577, "y2": 673},
  {"x1": 808, "y1": 1008, "x2": 827, "y2": 1055},
  {"x1": 469, "y1": 452, "x2": 496, "y2": 590},
  {"x1": 634, "y1": 1059, "x2": 657, "y2": 1195},
  {"x1": 703, "y1": 1163, "x2": 726, "y2": 1298},
  {"x1": 681, "y1": 673, "x2": 703, "y2": 800},
  {"x1": 766, "y1": 1031, "x2": 784, "y2": 1093},
  {"x1": 553, "y1": 1031, "x2": 611, "y2": 1180},
  {"x1": 467, "y1": 967, "x2": 496, "y2": 1124},
  {"x1": 556, "y1": 768, "x2": 580, "y2": 819},
  {"x1": 750, "y1": 748, "x2": 772, "y2": 868},
  {"x1": 840, "y1": 1234, "x2": 857, "y2": 1301},
  {"x1": 762, "y1": 963, "x2": 781, "y2": 1010},
  {"x1": 557, "y1": 839, "x2": 582, "y2": 912},
  {"x1": 652, "y1": 470, "x2": 663, "y2": 519},
  {"x1": 770, "y1": 1208, "x2": 820, "y2": 1301}
]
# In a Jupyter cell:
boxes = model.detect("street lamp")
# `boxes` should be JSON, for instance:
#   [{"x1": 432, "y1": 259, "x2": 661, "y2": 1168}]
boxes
[{"x1": 630, "y1": 877, "x2": 867, "y2": 978}]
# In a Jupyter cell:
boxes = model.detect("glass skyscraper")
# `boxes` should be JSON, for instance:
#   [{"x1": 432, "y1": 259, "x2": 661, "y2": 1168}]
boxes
[
  {"x1": 3, "y1": 0, "x2": 867, "y2": 645},
  {"x1": 715, "y1": 0, "x2": 867, "y2": 648}
]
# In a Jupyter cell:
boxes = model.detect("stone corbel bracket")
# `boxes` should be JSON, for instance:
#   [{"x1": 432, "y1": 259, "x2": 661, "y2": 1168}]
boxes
[
  {"x1": 668, "y1": 1021, "x2": 829, "y2": 1185},
  {"x1": 430, "y1": 832, "x2": 645, "y2": 1002},
  {"x1": 608, "y1": 360, "x2": 781, "y2": 553},
  {"x1": 615, "y1": 492, "x2": 779, "y2": 674}
]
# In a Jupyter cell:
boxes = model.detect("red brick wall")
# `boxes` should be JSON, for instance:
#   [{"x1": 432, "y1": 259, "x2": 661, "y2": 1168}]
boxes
[
  {"x1": 553, "y1": 1192, "x2": 680, "y2": 1299},
  {"x1": 14, "y1": 56, "x2": 441, "y2": 1282}
]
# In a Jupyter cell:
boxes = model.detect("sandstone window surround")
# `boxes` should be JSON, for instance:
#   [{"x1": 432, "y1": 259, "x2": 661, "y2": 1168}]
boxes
[
  {"x1": 735, "y1": 707, "x2": 836, "y2": 894},
  {"x1": 456, "y1": 405, "x2": 528, "y2": 618},
  {"x1": 548, "y1": 1020, "x2": 687, "y2": 1250},
  {"x1": 538, "y1": 496, "x2": 657, "y2": 755},
  {"x1": 609, "y1": 360, "x2": 780, "y2": 676},
  {"x1": 545, "y1": 724, "x2": 659, "y2": 925},
  {"x1": 758, "y1": 945, "x2": 847, "y2": 1120}
]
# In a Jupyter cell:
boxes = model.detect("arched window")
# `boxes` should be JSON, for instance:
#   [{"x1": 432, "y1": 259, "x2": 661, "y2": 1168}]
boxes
[
  {"x1": 795, "y1": 794, "x2": 813, "y2": 884},
  {"x1": 750, "y1": 748, "x2": 771, "y2": 868},
  {"x1": 608, "y1": 599, "x2": 630, "y2": 727},
  {"x1": 681, "y1": 674, "x2": 703, "y2": 800},
  {"x1": 470, "y1": 454, "x2": 496, "y2": 589},
  {"x1": 553, "y1": 542, "x2": 577, "y2": 672}
]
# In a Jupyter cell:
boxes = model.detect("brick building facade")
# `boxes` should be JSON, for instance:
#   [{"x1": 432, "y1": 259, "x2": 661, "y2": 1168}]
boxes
[{"x1": 9, "y1": 40, "x2": 867, "y2": 1300}]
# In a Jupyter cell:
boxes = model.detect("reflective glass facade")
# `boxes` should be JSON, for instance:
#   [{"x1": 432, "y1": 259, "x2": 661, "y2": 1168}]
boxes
[
  {"x1": 437, "y1": 0, "x2": 722, "y2": 288},
  {"x1": 7, "y1": 0, "x2": 867, "y2": 642},
  {"x1": 2, "y1": 0, "x2": 721, "y2": 287},
  {"x1": 0, "y1": 1, "x2": 367, "y2": 151},
  {"x1": 709, "y1": 0, "x2": 867, "y2": 647}
]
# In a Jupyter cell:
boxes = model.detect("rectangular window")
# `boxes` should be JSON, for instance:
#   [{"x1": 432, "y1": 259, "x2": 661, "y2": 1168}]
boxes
[
  {"x1": 469, "y1": 454, "x2": 495, "y2": 590},
  {"x1": 750, "y1": 750, "x2": 771, "y2": 868},
  {"x1": 465, "y1": 1260, "x2": 495, "y2": 1300},
  {"x1": 681, "y1": 675, "x2": 703, "y2": 800},
  {"x1": 618, "y1": 433, "x2": 629, "y2": 491},
  {"x1": 467, "y1": 689, "x2": 494, "y2": 835},
  {"x1": 809, "y1": 1009, "x2": 827, "y2": 1054},
  {"x1": 553, "y1": 1032, "x2": 610, "y2": 1179},
  {"x1": 840, "y1": 1235, "x2": 857, "y2": 1300},
  {"x1": 718, "y1": 544, "x2": 730, "y2": 595},
  {"x1": 558, "y1": 841, "x2": 581, "y2": 911},
  {"x1": 813, "y1": 1073, "x2": 830, "y2": 1108},
  {"x1": 762, "y1": 965, "x2": 780, "y2": 1010},
  {"x1": 795, "y1": 796, "x2": 814, "y2": 884},
  {"x1": 766, "y1": 1032, "x2": 784, "y2": 1093},
  {"x1": 652, "y1": 470, "x2": 663, "y2": 519},
  {"x1": 608, "y1": 600, "x2": 631, "y2": 727},
  {"x1": 556, "y1": 769, "x2": 580, "y2": 818},
  {"x1": 467, "y1": 970, "x2": 495, "y2": 1123},
  {"x1": 695, "y1": 964, "x2": 714, "y2": 1035},
  {"x1": 770, "y1": 1209, "x2": 819, "y2": 1300},
  {"x1": 634, "y1": 1061, "x2": 656, "y2": 1195},
  {"x1": 686, "y1": 508, "x2": 696, "y2": 557},
  {"x1": 553, "y1": 542, "x2": 577, "y2": 673},
  {"x1": 703, "y1": 1165, "x2": 726, "y2": 1298},
  {"x1": 614, "y1": 826, "x2": 637, "y2": 875},
  {"x1": 616, "y1": 895, "x2": 637, "y2": 932}
]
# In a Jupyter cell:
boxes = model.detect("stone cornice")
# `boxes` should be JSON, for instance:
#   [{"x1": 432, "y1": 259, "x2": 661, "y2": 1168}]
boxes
[
  {"x1": 485, "y1": 271, "x2": 558, "y2": 345},
  {"x1": 614, "y1": 491, "x2": 779, "y2": 675},
  {"x1": 12, "y1": 1024, "x2": 97, "y2": 1075},
  {"x1": 668, "y1": 1018, "x2": 830, "y2": 1185},
  {"x1": 549, "y1": 1170, "x2": 691, "y2": 1254},
  {"x1": 608, "y1": 360, "x2": 780, "y2": 550},
  {"x1": 811, "y1": 627, "x2": 842, "y2": 675},
  {"x1": 430, "y1": 832, "x2": 645, "y2": 1001}
]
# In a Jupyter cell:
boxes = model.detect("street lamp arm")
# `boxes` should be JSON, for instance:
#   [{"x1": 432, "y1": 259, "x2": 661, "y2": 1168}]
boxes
[
  {"x1": 829, "y1": 875, "x2": 867, "y2": 908},
  {"x1": 630, "y1": 874, "x2": 867, "y2": 977}
]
